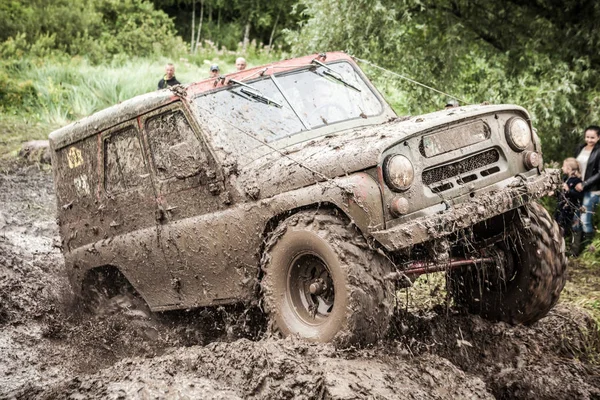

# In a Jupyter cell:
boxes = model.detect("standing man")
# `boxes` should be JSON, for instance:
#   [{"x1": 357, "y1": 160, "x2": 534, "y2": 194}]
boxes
[
  {"x1": 209, "y1": 64, "x2": 220, "y2": 78},
  {"x1": 158, "y1": 63, "x2": 180, "y2": 89},
  {"x1": 235, "y1": 57, "x2": 247, "y2": 71}
]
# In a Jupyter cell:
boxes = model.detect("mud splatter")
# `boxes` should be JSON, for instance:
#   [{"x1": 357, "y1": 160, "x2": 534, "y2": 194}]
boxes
[{"x1": 1, "y1": 160, "x2": 599, "y2": 399}]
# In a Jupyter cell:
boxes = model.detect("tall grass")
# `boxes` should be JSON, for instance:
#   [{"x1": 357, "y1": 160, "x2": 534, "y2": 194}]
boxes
[
  {"x1": 4, "y1": 45, "x2": 284, "y2": 128},
  {"x1": 0, "y1": 44, "x2": 284, "y2": 156}
]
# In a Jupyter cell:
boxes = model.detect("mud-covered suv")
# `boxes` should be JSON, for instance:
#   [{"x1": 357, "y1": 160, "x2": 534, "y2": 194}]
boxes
[{"x1": 49, "y1": 52, "x2": 566, "y2": 346}]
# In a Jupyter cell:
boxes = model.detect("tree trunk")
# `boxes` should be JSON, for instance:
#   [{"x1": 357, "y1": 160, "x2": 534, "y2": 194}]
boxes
[
  {"x1": 194, "y1": 0, "x2": 204, "y2": 54},
  {"x1": 190, "y1": 0, "x2": 195, "y2": 54},
  {"x1": 268, "y1": 9, "x2": 281, "y2": 52},
  {"x1": 242, "y1": 20, "x2": 251, "y2": 52}
]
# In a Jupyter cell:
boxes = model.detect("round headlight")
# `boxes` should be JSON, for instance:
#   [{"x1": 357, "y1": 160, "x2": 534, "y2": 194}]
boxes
[
  {"x1": 384, "y1": 155, "x2": 414, "y2": 191},
  {"x1": 505, "y1": 117, "x2": 532, "y2": 151}
]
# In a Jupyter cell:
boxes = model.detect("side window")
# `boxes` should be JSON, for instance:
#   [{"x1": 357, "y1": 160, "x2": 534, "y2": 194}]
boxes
[
  {"x1": 104, "y1": 127, "x2": 148, "y2": 194},
  {"x1": 146, "y1": 110, "x2": 207, "y2": 180}
]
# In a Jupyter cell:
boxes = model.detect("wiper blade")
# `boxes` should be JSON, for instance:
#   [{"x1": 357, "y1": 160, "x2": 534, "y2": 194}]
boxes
[
  {"x1": 229, "y1": 79, "x2": 282, "y2": 108},
  {"x1": 311, "y1": 59, "x2": 361, "y2": 92},
  {"x1": 240, "y1": 88, "x2": 282, "y2": 108}
]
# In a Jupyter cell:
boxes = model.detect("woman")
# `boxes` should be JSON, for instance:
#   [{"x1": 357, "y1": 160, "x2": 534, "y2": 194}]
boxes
[{"x1": 572, "y1": 125, "x2": 600, "y2": 255}]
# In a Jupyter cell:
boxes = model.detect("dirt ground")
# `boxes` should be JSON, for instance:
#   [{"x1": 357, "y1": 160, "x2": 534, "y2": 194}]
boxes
[{"x1": 1, "y1": 161, "x2": 600, "y2": 400}]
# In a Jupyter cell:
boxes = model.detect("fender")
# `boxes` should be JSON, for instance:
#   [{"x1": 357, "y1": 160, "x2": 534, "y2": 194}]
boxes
[{"x1": 258, "y1": 171, "x2": 385, "y2": 234}]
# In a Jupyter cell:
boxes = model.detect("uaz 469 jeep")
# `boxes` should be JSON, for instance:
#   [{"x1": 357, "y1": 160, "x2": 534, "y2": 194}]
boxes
[{"x1": 49, "y1": 52, "x2": 566, "y2": 346}]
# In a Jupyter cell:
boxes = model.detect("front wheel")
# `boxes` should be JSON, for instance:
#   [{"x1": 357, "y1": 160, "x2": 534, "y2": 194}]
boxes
[
  {"x1": 448, "y1": 202, "x2": 567, "y2": 324},
  {"x1": 260, "y1": 210, "x2": 395, "y2": 346}
]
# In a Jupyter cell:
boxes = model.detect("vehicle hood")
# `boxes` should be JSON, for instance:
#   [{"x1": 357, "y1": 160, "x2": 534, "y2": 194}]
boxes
[{"x1": 236, "y1": 104, "x2": 528, "y2": 199}]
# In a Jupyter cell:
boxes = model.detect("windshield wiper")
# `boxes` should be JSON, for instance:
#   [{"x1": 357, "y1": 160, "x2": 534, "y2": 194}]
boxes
[
  {"x1": 311, "y1": 59, "x2": 362, "y2": 92},
  {"x1": 229, "y1": 79, "x2": 283, "y2": 108}
]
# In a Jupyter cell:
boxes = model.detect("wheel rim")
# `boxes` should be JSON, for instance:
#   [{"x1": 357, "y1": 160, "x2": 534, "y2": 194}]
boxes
[{"x1": 287, "y1": 252, "x2": 335, "y2": 325}]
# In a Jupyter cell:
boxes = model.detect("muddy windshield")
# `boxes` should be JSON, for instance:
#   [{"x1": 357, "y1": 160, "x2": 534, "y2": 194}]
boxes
[{"x1": 192, "y1": 61, "x2": 383, "y2": 161}]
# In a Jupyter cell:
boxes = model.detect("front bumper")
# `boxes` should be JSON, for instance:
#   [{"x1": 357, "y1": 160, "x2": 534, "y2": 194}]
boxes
[{"x1": 371, "y1": 169, "x2": 560, "y2": 251}]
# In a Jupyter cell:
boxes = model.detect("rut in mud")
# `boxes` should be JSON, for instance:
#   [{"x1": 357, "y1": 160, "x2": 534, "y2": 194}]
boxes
[{"x1": 1, "y1": 161, "x2": 600, "y2": 399}]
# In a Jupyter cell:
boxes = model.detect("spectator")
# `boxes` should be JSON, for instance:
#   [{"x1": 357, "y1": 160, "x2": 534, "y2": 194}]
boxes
[
  {"x1": 445, "y1": 99, "x2": 459, "y2": 109},
  {"x1": 235, "y1": 57, "x2": 247, "y2": 71},
  {"x1": 158, "y1": 63, "x2": 180, "y2": 89},
  {"x1": 572, "y1": 125, "x2": 600, "y2": 255},
  {"x1": 209, "y1": 64, "x2": 220, "y2": 78},
  {"x1": 554, "y1": 157, "x2": 583, "y2": 237}
]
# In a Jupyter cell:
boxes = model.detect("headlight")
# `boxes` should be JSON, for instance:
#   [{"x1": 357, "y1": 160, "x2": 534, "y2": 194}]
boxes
[
  {"x1": 384, "y1": 155, "x2": 414, "y2": 191},
  {"x1": 505, "y1": 117, "x2": 532, "y2": 151}
]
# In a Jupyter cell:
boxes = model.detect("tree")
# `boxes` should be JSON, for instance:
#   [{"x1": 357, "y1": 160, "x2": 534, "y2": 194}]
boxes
[
  {"x1": 0, "y1": 0, "x2": 185, "y2": 60},
  {"x1": 287, "y1": 0, "x2": 600, "y2": 161}
]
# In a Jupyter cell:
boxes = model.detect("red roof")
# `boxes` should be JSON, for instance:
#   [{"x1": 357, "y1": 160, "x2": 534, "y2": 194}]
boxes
[{"x1": 185, "y1": 52, "x2": 354, "y2": 98}]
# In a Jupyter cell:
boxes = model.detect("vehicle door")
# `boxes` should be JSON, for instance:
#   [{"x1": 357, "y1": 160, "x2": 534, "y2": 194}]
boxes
[
  {"x1": 140, "y1": 102, "x2": 246, "y2": 307},
  {"x1": 99, "y1": 122, "x2": 180, "y2": 308}
]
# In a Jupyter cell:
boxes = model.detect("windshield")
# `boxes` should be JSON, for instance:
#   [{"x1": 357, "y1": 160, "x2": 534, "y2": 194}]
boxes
[{"x1": 192, "y1": 61, "x2": 384, "y2": 163}]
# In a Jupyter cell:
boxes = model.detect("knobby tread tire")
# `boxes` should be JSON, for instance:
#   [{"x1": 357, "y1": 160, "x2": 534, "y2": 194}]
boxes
[
  {"x1": 450, "y1": 202, "x2": 567, "y2": 324},
  {"x1": 261, "y1": 210, "x2": 394, "y2": 346}
]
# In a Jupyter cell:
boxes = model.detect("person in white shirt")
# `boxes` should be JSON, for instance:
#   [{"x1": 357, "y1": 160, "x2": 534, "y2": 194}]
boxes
[{"x1": 572, "y1": 125, "x2": 600, "y2": 255}]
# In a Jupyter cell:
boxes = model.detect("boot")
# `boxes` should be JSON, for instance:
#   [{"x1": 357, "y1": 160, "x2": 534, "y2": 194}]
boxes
[{"x1": 571, "y1": 231, "x2": 583, "y2": 257}]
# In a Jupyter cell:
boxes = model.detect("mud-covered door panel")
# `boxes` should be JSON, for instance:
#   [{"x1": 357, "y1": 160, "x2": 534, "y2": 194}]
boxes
[
  {"x1": 142, "y1": 105, "x2": 248, "y2": 307},
  {"x1": 100, "y1": 124, "x2": 180, "y2": 308},
  {"x1": 144, "y1": 107, "x2": 224, "y2": 219}
]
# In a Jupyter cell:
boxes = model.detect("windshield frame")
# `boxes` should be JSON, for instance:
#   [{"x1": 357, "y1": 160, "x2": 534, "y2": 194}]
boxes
[{"x1": 189, "y1": 59, "x2": 396, "y2": 164}]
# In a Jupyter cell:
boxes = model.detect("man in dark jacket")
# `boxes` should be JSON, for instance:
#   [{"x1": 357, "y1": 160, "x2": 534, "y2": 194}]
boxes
[{"x1": 158, "y1": 63, "x2": 180, "y2": 89}]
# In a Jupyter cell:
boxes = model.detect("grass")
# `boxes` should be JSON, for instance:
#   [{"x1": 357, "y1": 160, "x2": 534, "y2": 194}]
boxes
[
  {"x1": 563, "y1": 258, "x2": 600, "y2": 329},
  {"x1": 0, "y1": 45, "x2": 285, "y2": 158},
  {"x1": 0, "y1": 115, "x2": 58, "y2": 159}
]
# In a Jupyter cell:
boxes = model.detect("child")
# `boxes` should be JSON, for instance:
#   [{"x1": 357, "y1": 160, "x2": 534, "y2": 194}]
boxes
[{"x1": 555, "y1": 157, "x2": 584, "y2": 236}]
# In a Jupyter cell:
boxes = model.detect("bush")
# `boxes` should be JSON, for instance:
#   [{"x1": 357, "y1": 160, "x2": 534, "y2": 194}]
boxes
[{"x1": 0, "y1": 0, "x2": 185, "y2": 62}]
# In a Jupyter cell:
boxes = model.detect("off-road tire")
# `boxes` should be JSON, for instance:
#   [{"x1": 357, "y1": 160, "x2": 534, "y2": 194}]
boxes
[
  {"x1": 260, "y1": 210, "x2": 394, "y2": 346},
  {"x1": 449, "y1": 202, "x2": 567, "y2": 324}
]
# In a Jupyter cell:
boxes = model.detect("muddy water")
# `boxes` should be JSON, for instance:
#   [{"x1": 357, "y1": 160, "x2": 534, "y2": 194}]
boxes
[{"x1": 1, "y1": 162, "x2": 599, "y2": 399}]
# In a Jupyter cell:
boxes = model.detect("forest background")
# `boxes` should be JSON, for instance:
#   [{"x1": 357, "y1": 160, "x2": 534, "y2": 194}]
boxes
[
  {"x1": 1, "y1": 0, "x2": 599, "y2": 322},
  {"x1": 2, "y1": 0, "x2": 600, "y2": 162}
]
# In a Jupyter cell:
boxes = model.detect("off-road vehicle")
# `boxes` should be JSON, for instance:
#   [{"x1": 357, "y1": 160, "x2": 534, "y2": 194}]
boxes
[{"x1": 49, "y1": 52, "x2": 567, "y2": 346}]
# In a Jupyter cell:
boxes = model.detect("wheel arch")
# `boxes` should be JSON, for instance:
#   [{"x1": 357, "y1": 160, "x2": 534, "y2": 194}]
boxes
[
  {"x1": 258, "y1": 171, "x2": 385, "y2": 257},
  {"x1": 81, "y1": 264, "x2": 140, "y2": 299}
]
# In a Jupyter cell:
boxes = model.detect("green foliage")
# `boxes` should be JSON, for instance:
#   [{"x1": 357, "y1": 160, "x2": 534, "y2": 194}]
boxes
[
  {"x1": 0, "y1": 0, "x2": 185, "y2": 61},
  {"x1": 95, "y1": 0, "x2": 186, "y2": 57},
  {"x1": 154, "y1": 0, "x2": 302, "y2": 51},
  {"x1": 287, "y1": 0, "x2": 600, "y2": 162},
  {"x1": 0, "y1": 47, "x2": 282, "y2": 143},
  {"x1": 0, "y1": 0, "x2": 101, "y2": 51}
]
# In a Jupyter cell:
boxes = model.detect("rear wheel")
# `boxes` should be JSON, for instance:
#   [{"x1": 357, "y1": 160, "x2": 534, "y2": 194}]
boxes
[
  {"x1": 261, "y1": 210, "x2": 394, "y2": 346},
  {"x1": 448, "y1": 202, "x2": 567, "y2": 324}
]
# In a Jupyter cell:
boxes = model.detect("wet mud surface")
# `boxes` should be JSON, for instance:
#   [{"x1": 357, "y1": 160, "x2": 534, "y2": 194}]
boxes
[{"x1": 1, "y1": 162, "x2": 600, "y2": 399}]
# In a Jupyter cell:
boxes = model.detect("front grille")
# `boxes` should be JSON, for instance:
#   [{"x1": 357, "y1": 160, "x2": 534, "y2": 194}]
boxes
[{"x1": 422, "y1": 149, "x2": 500, "y2": 185}]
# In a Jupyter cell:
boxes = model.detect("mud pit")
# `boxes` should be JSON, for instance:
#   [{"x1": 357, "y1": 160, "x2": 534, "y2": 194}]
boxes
[{"x1": 1, "y1": 161, "x2": 600, "y2": 399}]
